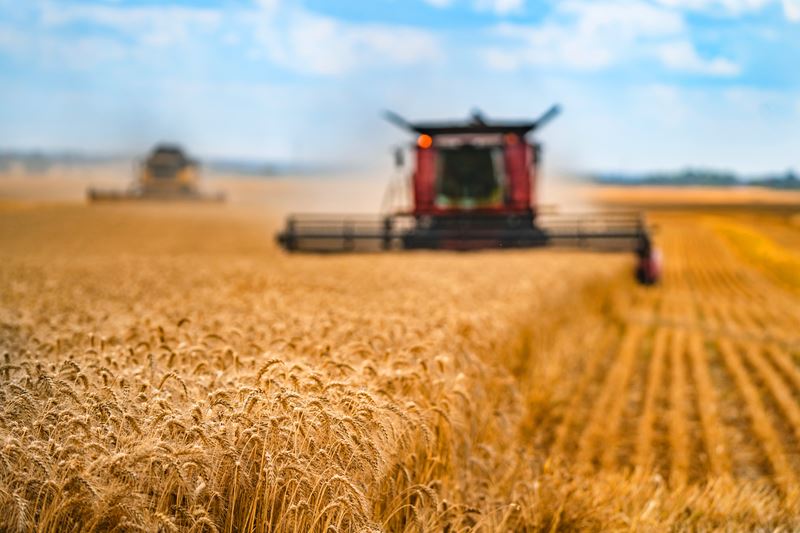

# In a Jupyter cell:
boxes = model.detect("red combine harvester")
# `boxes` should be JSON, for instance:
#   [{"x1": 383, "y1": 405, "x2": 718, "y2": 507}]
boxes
[{"x1": 277, "y1": 106, "x2": 661, "y2": 284}]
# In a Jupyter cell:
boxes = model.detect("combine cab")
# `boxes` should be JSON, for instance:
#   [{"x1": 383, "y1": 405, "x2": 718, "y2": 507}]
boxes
[
  {"x1": 277, "y1": 107, "x2": 661, "y2": 284},
  {"x1": 88, "y1": 144, "x2": 224, "y2": 202}
]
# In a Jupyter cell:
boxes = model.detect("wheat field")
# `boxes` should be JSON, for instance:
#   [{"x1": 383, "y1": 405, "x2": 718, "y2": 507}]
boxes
[{"x1": 1, "y1": 184, "x2": 799, "y2": 531}]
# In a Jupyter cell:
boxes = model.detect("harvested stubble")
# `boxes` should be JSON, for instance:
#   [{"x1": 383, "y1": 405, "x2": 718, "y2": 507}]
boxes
[{"x1": 533, "y1": 213, "x2": 800, "y2": 529}]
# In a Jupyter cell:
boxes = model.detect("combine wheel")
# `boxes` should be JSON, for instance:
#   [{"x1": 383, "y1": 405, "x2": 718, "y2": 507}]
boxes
[{"x1": 636, "y1": 248, "x2": 663, "y2": 285}]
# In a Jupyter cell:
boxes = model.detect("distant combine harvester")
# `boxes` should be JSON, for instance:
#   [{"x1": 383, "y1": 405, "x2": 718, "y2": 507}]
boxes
[{"x1": 88, "y1": 144, "x2": 225, "y2": 202}]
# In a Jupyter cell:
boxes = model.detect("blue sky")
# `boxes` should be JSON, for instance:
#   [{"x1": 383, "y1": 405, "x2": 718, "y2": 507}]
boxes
[{"x1": 0, "y1": 0, "x2": 799, "y2": 173}]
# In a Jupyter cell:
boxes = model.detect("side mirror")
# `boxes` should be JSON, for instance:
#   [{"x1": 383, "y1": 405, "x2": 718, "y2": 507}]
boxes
[{"x1": 393, "y1": 147, "x2": 404, "y2": 169}]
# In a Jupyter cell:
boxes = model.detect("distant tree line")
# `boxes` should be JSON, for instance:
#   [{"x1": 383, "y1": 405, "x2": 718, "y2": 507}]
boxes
[
  {"x1": 0, "y1": 151, "x2": 123, "y2": 174},
  {"x1": 595, "y1": 168, "x2": 800, "y2": 189},
  {"x1": 0, "y1": 150, "x2": 337, "y2": 177}
]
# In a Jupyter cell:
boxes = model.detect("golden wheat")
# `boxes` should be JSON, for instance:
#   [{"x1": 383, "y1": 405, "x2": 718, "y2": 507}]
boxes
[{"x1": 2, "y1": 195, "x2": 800, "y2": 531}]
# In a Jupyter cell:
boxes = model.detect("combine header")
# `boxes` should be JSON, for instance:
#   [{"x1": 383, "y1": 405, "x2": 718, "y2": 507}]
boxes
[
  {"x1": 88, "y1": 144, "x2": 224, "y2": 202},
  {"x1": 277, "y1": 107, "x2": 661, "y2": 284}
]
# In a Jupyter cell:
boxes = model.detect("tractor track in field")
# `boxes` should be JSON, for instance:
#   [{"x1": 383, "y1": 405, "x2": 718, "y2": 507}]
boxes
[{"x1": 544, "y1": 215, "x2": 800, "y2": 493}]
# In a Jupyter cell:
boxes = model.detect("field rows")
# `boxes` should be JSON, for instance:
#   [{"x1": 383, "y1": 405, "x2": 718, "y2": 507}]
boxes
[{"x1": 545, "y1": 216, "x2": 800, "y2": 496}]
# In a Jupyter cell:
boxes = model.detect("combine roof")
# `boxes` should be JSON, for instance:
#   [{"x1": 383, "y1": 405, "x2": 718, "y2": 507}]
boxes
[
  {"x1": 148, "y1": 144, "x2": 197, "y2": 167},
  {"x1": 384, "y1": 105, "x2": 561, "y2": 136}
]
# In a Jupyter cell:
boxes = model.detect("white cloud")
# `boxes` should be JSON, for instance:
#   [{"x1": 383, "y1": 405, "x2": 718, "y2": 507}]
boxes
[
  {"x1": 481, "y1": 0, "x2": 740, "y2": 76},
  {"x1": 252, "y1": 8, "x2": 442, "y2": 75},
  {"x1": 475, "y1": 0, "x2": 525, "y2": 15},
  {"x1": 10, "y1": 1, "x2": 441, "y2": 76},
  {"x1": 0, "y1": 21, "x2": 129, "y2": 69},
  {"x1": 40, "y1": 3, "x2": 221, "y2": 48},
  {"x1": 0, "y1": 24, "x2": 27, "y2": 56},
  {"x1": 43, "y1": 36, "x2": 129, "y2": 69},
  {"x1": 654, "y1": 0, "x2": 771, "y2": 13},
  {"x1": 559, "y1": 0, "x2": 685, "y2": 34},
  {"x1": 656, "y1": 40, "x2": 741, "y2": 75},
  {"x1": 523, "y1": 78, "x2": 800, "y2": 174},
  {"x1": 423, "y1": 0, "x2": 525, "y2": 15},
  {"x1": 783, "y1": 0, "x2": 800, "y2": 20},
  {"x1": 0, "y1": 3, "x2": 225, "y2": 69},
  {"x1": 422, "y1": 0, "x2": 454, "y2": 7},
  {"x1": 254, "y1": 0, "x2": 282, "y2": 13},
  {"x1": 655, "y1": 0, "x2": 800, "y2": 21}
]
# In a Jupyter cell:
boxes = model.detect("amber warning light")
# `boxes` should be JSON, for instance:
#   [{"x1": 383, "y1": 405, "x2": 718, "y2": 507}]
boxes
[{"x1": 417, "y1": 134, "x2": 433, "y2": 149}]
